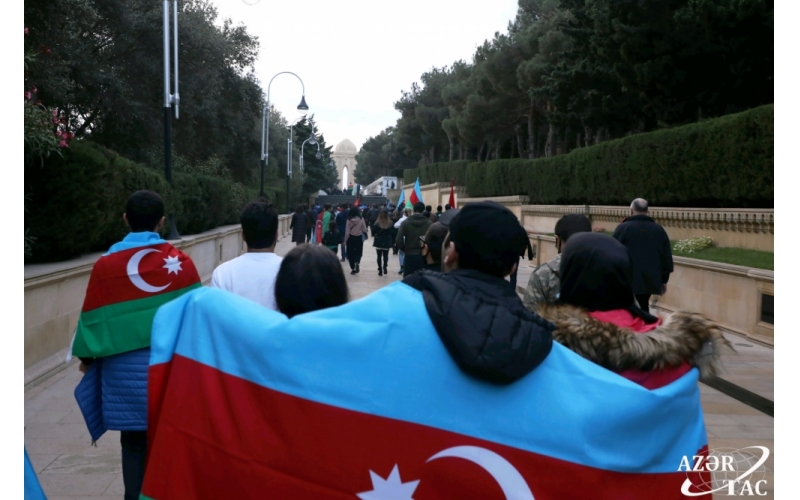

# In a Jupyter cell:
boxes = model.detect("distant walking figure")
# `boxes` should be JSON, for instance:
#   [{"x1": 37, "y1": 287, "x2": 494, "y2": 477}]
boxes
[{"x1": 612, "y1": 198, "x2": 673, "y2": 312}]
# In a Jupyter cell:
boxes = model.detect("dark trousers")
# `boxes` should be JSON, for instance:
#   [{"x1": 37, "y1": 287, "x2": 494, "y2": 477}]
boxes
[
  {"x1": 635, "y1": 294, "x2": 651, "y2": 312},
  {"x1": 376, "y1": 249, "x2": 388, "y2": 269},
  {"x1": 346, "y1": 237, "x2": 364, "y2": 270},
  {"x1": 120, "y1": 430, "x2": 147, "y2": 500},
  {"x1": 402, "y1": 253, "x2": 425, "y2": 277}
]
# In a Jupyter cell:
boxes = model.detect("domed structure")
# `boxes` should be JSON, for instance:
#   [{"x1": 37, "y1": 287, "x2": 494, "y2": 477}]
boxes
[
  {"x1": 332, "y1": 139, "x2": 359, "y2": 190},
  {"x1": 334, "y1": 139, "x2": 357, "y2": 154}
]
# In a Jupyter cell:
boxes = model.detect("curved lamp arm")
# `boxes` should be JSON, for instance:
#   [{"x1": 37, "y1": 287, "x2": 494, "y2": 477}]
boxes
[{"x1": 261, "y1": 72, "x2": 307, "y2": 162}]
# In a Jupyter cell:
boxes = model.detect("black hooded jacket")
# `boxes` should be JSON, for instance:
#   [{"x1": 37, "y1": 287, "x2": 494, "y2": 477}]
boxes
[{"x1": 404, "y1": 269, "x2": 554, "y2": 384}]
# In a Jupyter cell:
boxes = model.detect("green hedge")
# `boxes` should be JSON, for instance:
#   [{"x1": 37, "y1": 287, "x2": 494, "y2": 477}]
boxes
[
  {"x1": 409, "y1": 105, "x2": 773, "y2": 207},
  {"x1": 25, "y1": 141, "x2": 252, "y2": 262}
]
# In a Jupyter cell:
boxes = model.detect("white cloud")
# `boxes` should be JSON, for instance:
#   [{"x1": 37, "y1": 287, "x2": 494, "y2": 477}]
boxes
[{"x1": 212, "y1": 0, "x2": 519, "y2": 150}]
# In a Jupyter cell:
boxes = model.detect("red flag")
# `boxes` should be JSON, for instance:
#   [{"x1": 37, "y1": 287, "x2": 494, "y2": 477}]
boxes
[{"x1": 448, "y1": 180, "x2": 456, "y2": 208}]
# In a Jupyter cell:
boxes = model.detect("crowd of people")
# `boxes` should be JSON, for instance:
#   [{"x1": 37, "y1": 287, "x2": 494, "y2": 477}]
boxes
[{"x1": 68, "y1": 190, "x2": 727, "y2": 500}]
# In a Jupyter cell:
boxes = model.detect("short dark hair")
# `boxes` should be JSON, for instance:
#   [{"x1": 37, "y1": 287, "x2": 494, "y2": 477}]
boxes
[
  {"x1": 413, "y1": 202, "x2": 425, "y2": 213},
  {"x1": 324, "y1": 204, "x2": 331, "y2": 210},
  {"x1": 437, "y1": 205, "x2": 442, "y2": 211},
  {"x1": 348, "y1": 206, "x2": 361, "y2": 218},
  {"x1": 241, "y1": 201, "x2": 278, "y2": 249},
  {"x1": 554, "y1": 214, "x2": 592, "y2": 243},
  {"x1": 125, "y1": 190, "x2": 165, "y2": 232},
  {"x1": 445, "y1": 204, "x2": 451, "y2": 210},
  {"x1": 447, "y1": 201, "x2": 528, "y2": 278},
  {"x1": 275, "y1": 244, "x2": 349, "y2": 318},
  {"x1": 422, "y1": 222, "x2": 449, "y2": 264},
  {"x1": 425, "y1": 205, "x2": 432, "y2": 212}
]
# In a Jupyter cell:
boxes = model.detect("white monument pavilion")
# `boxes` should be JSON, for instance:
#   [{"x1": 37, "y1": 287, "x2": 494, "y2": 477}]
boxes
[{"x1": 332, "y1": 139, "x2": 358, "y2": 191}]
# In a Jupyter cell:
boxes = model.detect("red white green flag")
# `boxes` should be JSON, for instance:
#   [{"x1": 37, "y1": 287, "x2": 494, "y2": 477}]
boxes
[{"x1": 72, "y1": 243, "x2": 201, "y2": 358}]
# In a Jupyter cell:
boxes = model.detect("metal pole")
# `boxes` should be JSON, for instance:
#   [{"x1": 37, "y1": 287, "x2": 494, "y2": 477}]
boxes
[
  {"x1": 163, "y1": 0, "x2": 180, "y2": 240},
  {"x1": 260, "y1": 105, "x2": 267, "y2": 198}
]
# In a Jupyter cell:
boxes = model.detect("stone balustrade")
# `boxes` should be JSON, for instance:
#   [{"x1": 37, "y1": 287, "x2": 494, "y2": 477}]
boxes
[
  {"x1": 525, "y1": 233, "x2": 774, "y2": 345},
  {"x1": 24, "y1": 215, "x2": 292, "y2": 385},
  {"x1": 520, "y1": 205, "x2": 773, "y2": 252}
]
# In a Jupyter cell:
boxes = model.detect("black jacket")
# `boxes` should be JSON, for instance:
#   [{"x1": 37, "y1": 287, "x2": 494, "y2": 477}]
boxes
[
  {"x1": 612, "y1": 215, "x2": 673, "y2": 295},
  {"x1": 404, "y1": 269, "x2": 554, "y2": 384},
  {"x1": 372, "y1": 225, "x2": 394, "y2": 249}
]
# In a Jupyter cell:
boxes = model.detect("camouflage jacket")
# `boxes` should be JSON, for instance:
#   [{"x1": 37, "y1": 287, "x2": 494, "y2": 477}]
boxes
[{"x1": 522, "y1": 254, "x2": 561, "y2": 312}]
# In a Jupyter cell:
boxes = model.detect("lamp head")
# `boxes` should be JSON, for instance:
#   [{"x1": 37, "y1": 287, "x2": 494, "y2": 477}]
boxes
[
  {"x1": 297, "y1": 95, "x2": 309, "y2": 116},
  {"x1": 315, "y1": 152, "x2": 322, "y2": 159},
  {"x1": 309, "y1": 137, "x2": 317, "y2": 145}
]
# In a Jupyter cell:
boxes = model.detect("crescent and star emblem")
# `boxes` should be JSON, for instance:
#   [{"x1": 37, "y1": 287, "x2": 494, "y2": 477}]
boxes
[
  {"x1": 126, "y1": 248, "x2": 183, "y2": 293},
  {"x1": 357, "y1": 446, "x2": 534, "y2": 500}
]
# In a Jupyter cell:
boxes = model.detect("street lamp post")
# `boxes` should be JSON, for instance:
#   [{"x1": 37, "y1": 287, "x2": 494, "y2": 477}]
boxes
[
  {"x1": 300, "y1": 121, "x2": 319, "y2": 172},
  {"x1": 163, "y1": 0, "x2": 180, "y2": 240},
  {"x1": 260, "y1": 72, "x2": 308, "y2": 207},
  {"x1": 286, "y1": 116, "x2": 305, "y2": 214}
]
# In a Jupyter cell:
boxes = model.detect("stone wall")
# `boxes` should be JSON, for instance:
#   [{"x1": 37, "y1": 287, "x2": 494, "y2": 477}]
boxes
[
  {"x1": 520, "y1": 205, "x2": 773, "y2": 252},
  {"x1": 525, "y1": 233, "x2": 774, "y2": 345},
  {"x1": 23, "y1": 216, "x2": 293, "y2": 384}
]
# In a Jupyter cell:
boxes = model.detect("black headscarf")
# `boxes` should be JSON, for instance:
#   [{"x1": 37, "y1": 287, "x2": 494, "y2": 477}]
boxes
[{"x1": 558, "y1": 232, "x2": 658, "y2": 323}]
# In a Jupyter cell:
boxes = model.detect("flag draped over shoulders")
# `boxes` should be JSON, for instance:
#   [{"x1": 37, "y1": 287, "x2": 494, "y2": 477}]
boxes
[
  {"x1": 142, "y1": 284, "x2": 709, "y2": 500},
  {"x1": 72, "y1": 232, "x2": 201, "y2": 358}
]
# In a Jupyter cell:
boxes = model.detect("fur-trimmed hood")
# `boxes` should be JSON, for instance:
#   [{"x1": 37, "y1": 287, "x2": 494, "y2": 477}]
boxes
[{"x1": 536, "y1": 303, "x2": 733, "y2": 381}]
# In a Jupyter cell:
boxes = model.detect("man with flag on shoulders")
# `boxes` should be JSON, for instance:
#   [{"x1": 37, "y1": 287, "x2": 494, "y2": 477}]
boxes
[
  {"x1": 142, "y1": 201, "x2": 724, "y2": 499},
  {"x1": 72, "y1": 190, "x2": 201, "y2": 500}
]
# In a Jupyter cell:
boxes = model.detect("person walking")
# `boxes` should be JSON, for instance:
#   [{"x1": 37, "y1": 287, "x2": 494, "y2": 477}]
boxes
[
  {"x1": 336, "y1": 203, "x2": 349, "y2": 261},
  {"x1": 523, "y1": 213, "x2": 592, "y2": 312},
  {"x1": 290, "y1": 204, "x2": 309, "y2": 247},
  {"x1": 344, "y1": 206, "x2": 368, "y2": 275},
  {"x1": 417, "y1": 222, "x2": 449, "y2": 272},
  {"x1": 72, "y1": 190, "x2": 201, "y2": 500},
  {"x1": 367, "y1": 204, "x2": 380, "y2": 237},
  {"x1": 395, "y1": 202, "x2": 432, "y2": 277},
  {"x1": 210, "y1": 201, "x2": 282, "y2": 309},
  {"x1": 372, "y1": 209, "x2": 393, "y2": 276},
  {"x1": 304, "y1": 204, "x2": 315, "y2": 243},
  {"x1": 322, "y1": 221, "x2": 340, "y2": 253},
  {"x1": 612, "y1": 198, "x2": 673, "y2": 313},
  {"x1": 393, "y1": 208, "x2": 411, "y2": 274}
]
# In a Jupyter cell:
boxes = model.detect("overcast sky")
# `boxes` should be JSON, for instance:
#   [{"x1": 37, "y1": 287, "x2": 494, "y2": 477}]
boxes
[{"x1": 212, "y1": 0, "x2": 519, "y2": 151}]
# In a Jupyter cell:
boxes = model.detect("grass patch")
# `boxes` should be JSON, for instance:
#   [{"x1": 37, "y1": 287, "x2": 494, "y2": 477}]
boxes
[{"x1": 671, "y1": 243, "x2": 773, "y2": 270}]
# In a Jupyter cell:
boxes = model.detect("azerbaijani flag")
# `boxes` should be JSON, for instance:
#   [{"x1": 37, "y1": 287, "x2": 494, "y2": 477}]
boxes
[
  {"x1": 142, "y1": 284, "x2": 709, "y2": 499},
  {"x1": 409, "y1": 177, "x2": 423, "y2": 205},
  {"x1": 396, "y1": 187, "x2": 405, "y2": 209},
  {"x1": 72, "y1": 237, "x2": 201, "y2": 358},
  {"x1": 449, "y1": 179, "x2": 456, "y2": 208}
]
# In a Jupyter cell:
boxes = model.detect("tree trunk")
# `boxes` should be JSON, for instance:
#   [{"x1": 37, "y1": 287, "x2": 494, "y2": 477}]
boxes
[
  {"x1": 515, "y1": 124, "x2": 525, "y2": 158},
  {"x1": 494, "y1": 140, "x2": 501, "y2": 160},
  {"x1": 527, "y1": 100, "x2": 536, "y2": 159},
  {"x1": 478, "y1": 142, "x2": 486, "y2": 162},
  {"x1": 545, "y1": 123, "x2": 556, "y2": 157},
  {"x1": 583, "y1": 126, "x2": 592, "y2": 147},
  {"x1": 448, "y1": 135, "x2": 455, "y2": 162}
]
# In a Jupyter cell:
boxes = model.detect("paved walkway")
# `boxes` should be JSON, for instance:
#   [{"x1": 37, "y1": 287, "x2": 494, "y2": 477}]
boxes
[{"x1": 24, "y1": 234, "x2": 773, "y2": 499}]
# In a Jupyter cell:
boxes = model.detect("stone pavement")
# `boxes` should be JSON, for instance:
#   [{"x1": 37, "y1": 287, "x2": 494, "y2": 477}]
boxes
[{"x1": 24, "y1": 233, "x2": 773, "y2": 499}]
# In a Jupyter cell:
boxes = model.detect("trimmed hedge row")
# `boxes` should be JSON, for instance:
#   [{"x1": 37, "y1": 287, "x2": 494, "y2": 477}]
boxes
[
  {"x1": 406, "y1": 105, "x2": 773, "y2": 208},
  {"x1": 25, "y1": 141, "x2": 253, "y2": 262}
]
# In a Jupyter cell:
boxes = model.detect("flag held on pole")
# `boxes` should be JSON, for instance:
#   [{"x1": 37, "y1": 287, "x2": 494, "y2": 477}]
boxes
[
  {"x1": 448, "y1": 179, "x2": 456, "y2": 209},
  {"x1": 409, "y1": 178, "x2": 423, "y2": 205}
]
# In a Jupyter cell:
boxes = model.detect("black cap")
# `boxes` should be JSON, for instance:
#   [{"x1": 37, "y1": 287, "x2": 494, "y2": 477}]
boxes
[
  {"x1": 448, "y1": 202, "x2": 528, "y2": 277},
  {"x1": 438, "y1": 208, "x2": 460, "y2": 227}
]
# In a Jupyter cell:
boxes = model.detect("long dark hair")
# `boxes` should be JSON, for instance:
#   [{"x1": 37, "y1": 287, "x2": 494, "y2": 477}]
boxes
[{"x1": 275, "y1": 244, "x2": 349, "y2": 318}]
